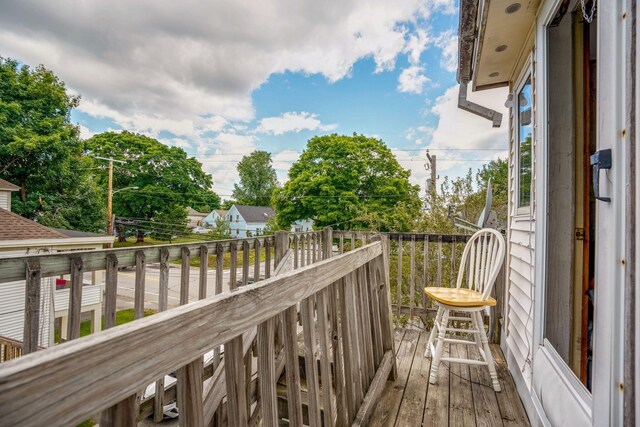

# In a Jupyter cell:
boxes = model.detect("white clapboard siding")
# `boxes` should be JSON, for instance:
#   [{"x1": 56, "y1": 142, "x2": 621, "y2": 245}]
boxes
[
  {"x1": 0, "y1": 278, "x2": 53, "y2": 348},
  {"x1": 0, "y1": 191, "x2": 9, "y2": 211},
  {"x1": 54, "y1": 284, "x2": 104, "y2": 312},
  {"x1": 506, "y1": 63, "x2": 537, "y2": 389}
]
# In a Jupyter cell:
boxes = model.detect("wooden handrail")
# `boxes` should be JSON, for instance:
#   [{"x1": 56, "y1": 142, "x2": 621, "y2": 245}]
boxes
[
  {"x1": 0, "y1": 242, "x2": 384, "y2": 426},
  {"x1": 0, "y1": 235, "x2": 276, "y2": 283}
]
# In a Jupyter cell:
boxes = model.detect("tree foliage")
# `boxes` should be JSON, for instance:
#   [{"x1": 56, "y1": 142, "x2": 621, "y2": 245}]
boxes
[
  {"x1": 274, "y1": 134, "x2": 422, "y2": 231},
  {"x1": 232, "y1": 151, "x2": 279, "y2": 206},
  {"x1": 85, "y1": 131, "x2": 220, "y2": 228},
  {"x1": 416, "y1": 158, "x2": 508, "y2": 234},
  {"x1": 0, "y1": 57, "x2": 105, "y2": 231}
]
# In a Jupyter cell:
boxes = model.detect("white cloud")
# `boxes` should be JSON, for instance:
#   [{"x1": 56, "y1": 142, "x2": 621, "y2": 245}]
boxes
[
  {"x1": 0, "y1": 0, "x2": 444, "y2": 138},
  {"x1": 397, "y1": 65, "x2": 430, "y2": 94},
  {"x1": 78, "y1": 124, "x2": 95, "y2": 139},
  {"x1": 405, "y1": 126, "x2": 435, "y2": 145},
  {"x1": 272, "y1": 150, "x2": 302, "y2": 184},
  {"x1": 427, "y1": 84, "x2": 509, "y2": 180},
  {"x1": 256, "y1": 112, "x2": 337, "y2": 136},
  {"x1": 433, "y1": 30, "x2": 458, "y2": 73}
]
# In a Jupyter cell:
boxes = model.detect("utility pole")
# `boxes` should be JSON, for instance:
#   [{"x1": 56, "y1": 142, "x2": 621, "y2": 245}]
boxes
[
  {"x1": 93, "y1": 156, "x2": 126, "y2": 242},
  {"x1": 425, "y1": 150, "x2": 437, "y2": 210}
]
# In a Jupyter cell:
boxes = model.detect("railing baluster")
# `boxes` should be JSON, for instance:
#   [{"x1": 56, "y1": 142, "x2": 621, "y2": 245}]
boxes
[
  {"x1": 367, "y1": 261, "x2": 384, "y2": 365},
  {"x1": 177, "y1": 358, "x2": 205, "y2": 426},
  {"x1": 180, "y1": 247, "x2": 190, "y2": 306},
  {"x1": 410, "y1": 236, "x2": 416, "y2": 320},
  {"x1": 230, "y1": 241, "x2": 238, "y2": 288},
  {"x1": 104, "y1": 254, "x2": 118, "y2": 330},
  {"x1": 331, "y1": 280, "x2": 348, "y2": 425},
  {"x1": 265, "y1": 238, "x2": 272, "y2": 278},
  {"x1": 307, "y1": 234, "x2": 312, "y2": 265},
  {"x1": 224, "y1": 253, "x2": 247, "y2": 426},
  {"x1": 301, "y1": 295, "x2": 322, "y2": 426},
  {"x1": 358, "y1": 266, "x2": 375, "y2": 383},
  {"x1": 372, "y1": 235, "x2": 397, "y2": 379},
  {"x1": 134, "y1": 250, "x2": 145, "y2": 319},
  {"x1": 199, "y1": 245, "x2": 208, "y2": 299},
  {"x1": 242, "y1": 240, "x2": 250, "y2": 286},
  {"x1": 153, "y1": 248, "x2": 169, "y2": 423},
  {"x1": 300, "y1": 234, "x2": 306, "y2": 267},
  {"x1": 224, "y1": 335, "x2": 247, "y2": 425},
  {"x1": 68, "y1": 256, "x2": 84, "y2": 340},
  {"x1": 281, "y1": 306, "x2": 304, "y2": 425},
  {"x1": 339, "y1": 233, "x2": 344, "y2": 254},
  {"x1": 396, "y1": 235, "x2": 403, "y2": 318},
  {"x1": 254, "y1": 238, "x2": 261, "y2": 283},
  {"x1": 258, "y1": 318, "x2": 278, "y2": 427},
  {"x1": 23, "y1": 259, "x2": 41, "y2": 354},
  {"x1": 338, "y1": 276, "x2": 357, "y2": 421},
  {"x1": 294, "y1": 234, "x2": 299, "y2": 268},
  {"x1": 316, "y1": 288, "x2": 335, "y2": 426},
  {"x1": 422, "y1": 236, "x2": 429, "y2": 317}
]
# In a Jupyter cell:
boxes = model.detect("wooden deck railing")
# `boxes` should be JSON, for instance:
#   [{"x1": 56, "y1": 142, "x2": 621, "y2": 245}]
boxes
[
  {"x1": 0, "y1": 229, "x2": 397, "y2": 426},
  {"x1": 332, "y1": 231, "x2": 506, "y2": 343},
  {"x1": 0, "y1": 336, "x2": 25, "y2": 362}
]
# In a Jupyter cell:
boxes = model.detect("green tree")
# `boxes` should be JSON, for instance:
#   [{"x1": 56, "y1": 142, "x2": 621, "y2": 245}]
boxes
[
  {"x1": 85, "y1": 131, "x2": 220, "y2": 240},
  {"x1": 213, "y1": 218, "x2": 231, "y2": 237},
  {"x1": 274, "y1": 134, "x2": 422, "y2": 231},
  {"x1": 232, "y1": 151, "x2": 279, "y2": 206},
  {"x1": 416, "y1": 158, "x2": 508, "y2": 234},
  {"x1": 0, "y1": 58, "x2": 105, "y2": 231}
]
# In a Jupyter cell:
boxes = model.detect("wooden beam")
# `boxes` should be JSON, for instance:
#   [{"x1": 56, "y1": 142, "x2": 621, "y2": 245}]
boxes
[
  {"x1": 22, "y1": 259, "x2": 41, "y2": 355},
  {"x1": 351, "y1": 350, "x2": 394, "y2": 427}
]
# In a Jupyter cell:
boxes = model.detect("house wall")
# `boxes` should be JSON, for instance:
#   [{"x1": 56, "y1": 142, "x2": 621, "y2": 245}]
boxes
[
  {"x1": 226, "y1": 205, "x2": 248, "y2": 237},
  {"x1": 506, "y1": 49, "x2": 536, "y2": 395},
  {"x1": 0, "y1": 190, "x2": 10, "y2": 211},
  {"x1": 202, "y1": 211, "x2": 222, "y2": 227},
  {"x1": 0, "y1": 278, "x2": 53, "y2": 348},
  {"x1": 291, "y1": 219, "x2": 313, "y2": 232}
]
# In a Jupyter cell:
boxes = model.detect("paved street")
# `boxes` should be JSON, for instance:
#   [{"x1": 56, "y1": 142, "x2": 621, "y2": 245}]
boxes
[{"x1": 115, "y1": 260, "x2": 272, "y2": 311}]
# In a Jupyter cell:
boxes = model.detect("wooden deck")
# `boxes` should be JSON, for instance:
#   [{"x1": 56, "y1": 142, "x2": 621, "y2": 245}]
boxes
[{"x1": 370, "y1": 328, "x2": 530, "y2": 427}]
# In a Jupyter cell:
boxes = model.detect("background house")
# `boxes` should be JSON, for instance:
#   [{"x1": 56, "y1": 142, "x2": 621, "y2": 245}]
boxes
[
  {"x1": 226, "y1": 205, "x2": 275, "y2": 238},
  {"x1": 0, "y1": 180, "x2": 113, "y2": 348},
  {"x1": 186, "y1": 207, "x2": 208, "y2": 228},
  {"x1": 0, "y1": 178, "x2": 18, "y2": 210},
  {"x1": 202, "y1": 209, "x2": 228, "y2": 229},
  {"x1": 291, "y1": 218, "x2": 313, "y2": 233}
]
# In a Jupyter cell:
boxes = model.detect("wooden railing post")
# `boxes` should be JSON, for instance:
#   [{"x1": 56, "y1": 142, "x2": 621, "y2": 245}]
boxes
[
  {"x1": 322, "y1": 226, "x2": 333, "y2": 259},
  {"x1": 68, "y1": 256, "x2": 84, "y2": 341},
  {"x1": 274, "y1": 231, "x2": 289, "y2": 267},
  {"x1": 22, "y1": 259, "x2": 41, "y2": 355}
]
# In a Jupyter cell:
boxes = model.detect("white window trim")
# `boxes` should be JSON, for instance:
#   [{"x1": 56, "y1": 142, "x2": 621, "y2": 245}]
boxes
[{"x1": 513, "y1": 60, "x2": 534, "y2": 218}]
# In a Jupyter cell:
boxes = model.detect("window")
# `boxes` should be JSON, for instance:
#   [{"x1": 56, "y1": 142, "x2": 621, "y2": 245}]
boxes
[
  {"x1": 517, "y1": 78, "x2": 533, "y2": 209},
  {"x1": 236, "y1": 215, "x2": 239, "y2": 222}
]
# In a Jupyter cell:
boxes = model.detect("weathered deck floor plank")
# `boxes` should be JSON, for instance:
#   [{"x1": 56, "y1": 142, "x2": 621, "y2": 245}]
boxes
[{"x1": 368, "y1": 328, "x2": 530, "y2": 427}]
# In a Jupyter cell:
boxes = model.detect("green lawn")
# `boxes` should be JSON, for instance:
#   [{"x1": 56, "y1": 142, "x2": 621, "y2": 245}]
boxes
[{"x1": 55, "y1": 308, "x2": 157, "y2": 343}]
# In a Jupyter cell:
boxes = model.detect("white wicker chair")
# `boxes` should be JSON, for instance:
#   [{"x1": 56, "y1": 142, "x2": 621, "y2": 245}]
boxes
[{"x1": 423, "y1": 228, "x2": 505, "y2": 392}]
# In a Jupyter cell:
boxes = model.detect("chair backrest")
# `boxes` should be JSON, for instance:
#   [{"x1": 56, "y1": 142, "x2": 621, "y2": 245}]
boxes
[{"x1": 455, "y1": 228, "x2": 506, "y2": 300}]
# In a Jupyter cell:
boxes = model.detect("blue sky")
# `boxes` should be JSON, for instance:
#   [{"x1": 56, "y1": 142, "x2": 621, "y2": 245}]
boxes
[{"x1": 1, "y1": 0, "x2": 508, "y2": 199}]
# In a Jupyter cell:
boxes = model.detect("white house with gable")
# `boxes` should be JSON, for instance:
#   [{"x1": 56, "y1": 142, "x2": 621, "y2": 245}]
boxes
[
  {"x1": 226, "y1": 205, "x2": 275, "y2": 238},
  {"x1": 0, "y1": 178, "x2": 114, "y2": 349},
  {"x1": 202, "y1": 209, "x2": 228, "y2": 229}
]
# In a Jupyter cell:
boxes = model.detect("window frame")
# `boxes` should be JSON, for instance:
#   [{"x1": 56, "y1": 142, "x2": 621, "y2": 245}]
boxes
[{"x1": 514, "y1": 66, "x2": 534, "y2": 217}]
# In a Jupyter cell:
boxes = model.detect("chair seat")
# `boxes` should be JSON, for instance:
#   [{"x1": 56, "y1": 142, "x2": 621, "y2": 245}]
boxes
[{"x1": 424, "y1": 287, "x2": 496, "y2": 308}]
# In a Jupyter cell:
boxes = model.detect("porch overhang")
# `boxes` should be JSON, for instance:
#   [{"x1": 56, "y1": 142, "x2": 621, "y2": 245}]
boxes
[{"x1": 459, "y1": 0, "x2": 541, "y2": 91}]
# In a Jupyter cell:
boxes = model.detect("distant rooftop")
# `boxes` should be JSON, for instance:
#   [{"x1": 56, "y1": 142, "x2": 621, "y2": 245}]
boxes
[
  {"x1": 234, "y1": 205, "x2": 276, "y2": 223},
  {"x1": 0, "y1": 208, "x2": 65, "y2": 241},
  {"x1": 0, "y1": 178, "x2": 19, "y2": 191}
]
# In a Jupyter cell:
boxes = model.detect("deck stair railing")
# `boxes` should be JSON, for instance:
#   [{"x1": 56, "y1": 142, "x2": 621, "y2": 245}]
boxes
[
  {"x1": 0, "y1": 228, "x2": 397, "y2": 426},
  {"x1": 332, "y1": 231, "x2": 506, "y2": 343}
]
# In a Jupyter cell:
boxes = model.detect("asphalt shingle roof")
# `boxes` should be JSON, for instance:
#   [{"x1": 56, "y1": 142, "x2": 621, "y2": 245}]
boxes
[
  {"x1": 0, "y1": 208, "x2": 66, "y2": 241},
  {"x1": 235, "y1": 205, "x2": 276, "y2": 223},
  {"x1": 0, "y1": 178, "x2": 19, "y2": 191}
]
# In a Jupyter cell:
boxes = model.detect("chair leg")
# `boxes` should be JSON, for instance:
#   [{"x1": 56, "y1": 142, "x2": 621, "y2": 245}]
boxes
[
  {"x1": 429, "y1": 308, "x2": 449, "y2": 384},
  {"x1": 424, "y1": 305, "x2": 443, "y2": 358},
  {"x1": 475, "y1": 311, "x2": 501, "y2": 392}
]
